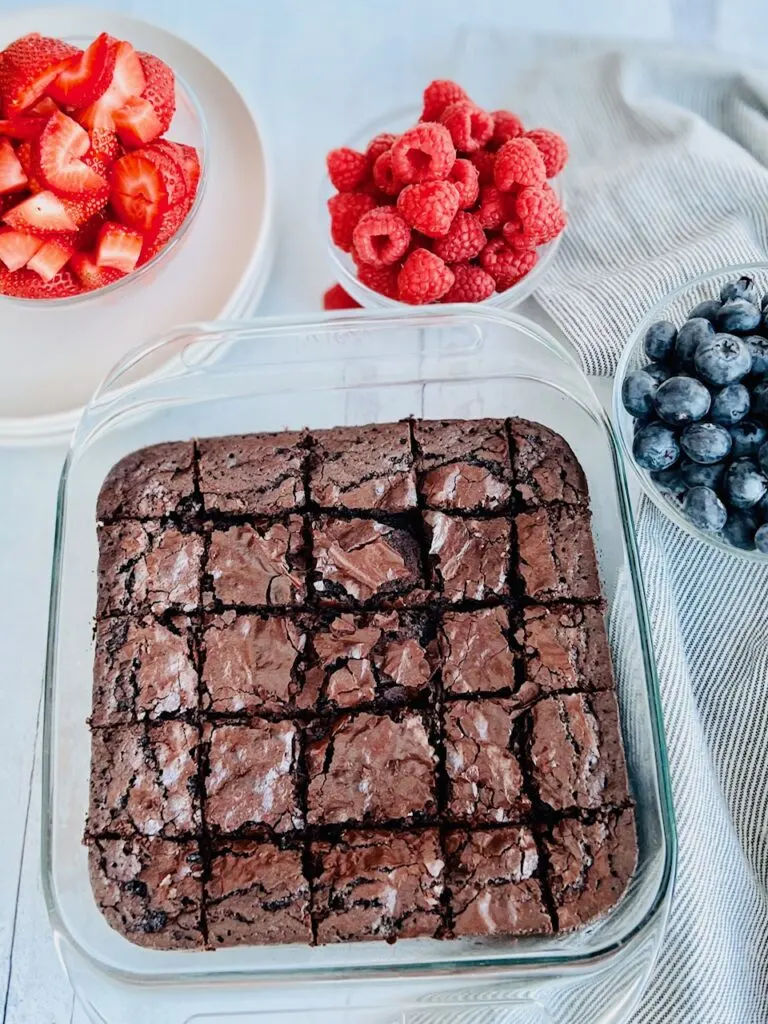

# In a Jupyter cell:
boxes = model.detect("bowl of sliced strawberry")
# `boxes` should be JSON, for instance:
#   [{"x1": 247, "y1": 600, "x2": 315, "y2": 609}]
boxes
[{"x1": 0, "y1": 30, "x2": 205, "y2": 299}]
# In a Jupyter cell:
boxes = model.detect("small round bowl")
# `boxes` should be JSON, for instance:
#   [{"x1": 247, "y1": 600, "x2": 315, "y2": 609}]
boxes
[
  {"x1": 613, "y1": 262, "x2": 768, "y2": 561},
  {"x1": 0, "y1": 35, "x2": 208, "y2": 306},
  {"x1": 322, "y1": 105, "x2": 565, "y2": 309}
]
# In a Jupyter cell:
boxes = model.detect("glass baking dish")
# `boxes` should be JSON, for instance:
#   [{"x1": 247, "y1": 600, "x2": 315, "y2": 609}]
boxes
[{"x1": 42, "y1": 306, "x2": 675, "y2": 1023}]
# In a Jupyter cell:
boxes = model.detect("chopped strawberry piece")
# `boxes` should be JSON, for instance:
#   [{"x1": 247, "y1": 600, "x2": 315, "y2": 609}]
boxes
[
  {"x1": 109, "y1": 150, "x2": 166, "y2": 234},
  {"x1": 47, "y1": 32, "x2": 117, "y2": 108},
  {"x1": 0, "y1": 228, "x2": 42, "y2": 270},
  {"x1": 0, "y1": 137, "x2": 27, "y2": 193},
  {"x1": 26, "y1": 235, "x2": 75, "y2": 280},
  {"x1": 95, "y1": 220, "x2": 142, "y2": 273},
  {"x1": 3, "y1": 190, "x2": 78, "y2": 234},
  {"x1": 0, "y1": 96, "x2": 58, "y2": 140},
  {"x1": 34, "y1": 110, "x2": 108, "y2": 198},
  {"x1": 113, "y1": 96, "x2": 163, "y2": 147},
  {"x1": 0, "y1": 34, "x2": 79, "y2": 113},
  {"x1": 69, "y1": 249, "x2": 124, "y2": 291},
  {"x1": 153, "y1": 140, "x2": 200, "y2": 194},
  {"x1": 138, "y1": 52, "x2": 175, "y2": 134},
  {"x1": 77, "y1": 41, "x2": 145, "y2": 131},
  {"x1": 0, "y1": 265, "x2": 81, "y2": 298}
]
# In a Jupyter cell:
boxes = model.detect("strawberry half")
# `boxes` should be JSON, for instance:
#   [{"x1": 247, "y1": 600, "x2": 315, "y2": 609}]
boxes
[
  {"x1": 34, "y1": 110, "x2": 108, "y2": 198},
  {"x1": 138, "y1": 52, "x2": 175, "y2": 134},
  {"x1": 70, "y1": 250, "x2": 124, "y2": 291},
  {"x1": 95, "y1": 220, "x2": 142, "y2": 273},
  {"x1": 0, "y1": 34, "x2": 79, "y2": 113},
  {"x1": 47, "y1": 32, "x2": 117, "y2": 108},
  {"x1": 0, "y1": 264, "x2": 81, "y2": 298},
  {"x1": 113, "y1": 96, "x2": 163, "y2": 148},
  {"x1": 109, "y1": 149, "x2": 167, "y2": 235},
  {"x1": 3, "y1": 190, "x2": 78, "y2": 234},
  {"x1": 0, "y1": 228, "x2": 42, "y2": 270},
  {"x1": 152, "y1": 140, "x2": 200, "y2": 194},
  {"x1": 0, "y1": 137, "x2": 28, "y2": 194},
  {"x1": 77, "y1": 41, "x2": 146, "y2": 131}
]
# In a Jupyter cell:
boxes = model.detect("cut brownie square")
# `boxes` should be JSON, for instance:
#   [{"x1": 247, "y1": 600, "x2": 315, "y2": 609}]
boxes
[
  {"x1": 206, "y1": 838, "x2": 311, "y2": 946},
  {"x1": 528, "y1": 691, "x2": 630, "y2": 812},
  {"x1": 544, "y1": 807, "x2": 637, "y2": 931},
  {"x1": 88, "y1": 835, "x2": 204, "y2": 948},
  {"x1": 204, "y1": 720, "x2": 303, "y2": 835},
  {"x1": 206, "y1": 518, "x2": 307, "y2": 607},
  {"x1": 92, "y1": 616, "x2": 198, "y2": 725},
  {"x1": 311, "y1": 829, "x2": 444, "y2": 943},
  {"x1": 309, "y1": 422, "x2": 417, "y2": 512},
  {"x1": 424, "y1": 512, "x2": 510, "y2": 602},
  {"x1": 200, "y1": 612, "x2": 310, "y2": 715},
  {"x1": 438, "y1": 607, "x2": 518, "y2": 696},
  {"x1": 443, "y1": 700, "x2": 531, "y2": 823},
  {"x1": 96, "y1": 521, "x2": 203, "y2": 618},
  {"x1": 306, "y1": 710, "x2": 437, "y2": 826},
  {"x1": 312, "y1": 516, "x2": 423, "y2": 605},
  {"x1": 515, "y1": 505, "x2": 600, "y2": 602},
  {"x1": 88, "y1": 720, "x2": 200, "y2": 838},
  {"x1": 445, "y1": 827, "x2": 552, "y2": 937},
  {"x1": 198, "y1": 432, "x2": 306, "y2": 515},
  {"x1": 97, "y1": 441, "x2": 197, "y2": 521},
  {"x1": 516, "y1": 604, "x2": 613, "y2": 696},
  {"x1": 508, "y1": 419, "x2": 587, "y2": 508},
  {"x1": 413, "y1": 418, "x2": 512, "y2": 512}
]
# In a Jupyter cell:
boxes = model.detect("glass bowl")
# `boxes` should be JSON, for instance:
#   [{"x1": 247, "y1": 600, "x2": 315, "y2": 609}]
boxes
[
  {"x1": 0, "y1": 34, "x2": 208, "y2": 306},
  {"x1": 322, "y1": 106, "x2": 565, "y2": 309},
  {"x1": 613, "y1": 263, "x2": 768, "y2": 561}
]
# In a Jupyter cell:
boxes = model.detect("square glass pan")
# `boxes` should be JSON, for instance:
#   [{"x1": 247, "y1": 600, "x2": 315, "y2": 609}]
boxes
[{"x1": 43, "y1": 306, "x2": 675, "y2": 986}]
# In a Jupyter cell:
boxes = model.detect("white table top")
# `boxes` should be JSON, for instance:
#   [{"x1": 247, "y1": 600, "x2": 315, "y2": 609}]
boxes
[{"x1": 0, "y1": 1, "x2": 752, "y2": 1021}]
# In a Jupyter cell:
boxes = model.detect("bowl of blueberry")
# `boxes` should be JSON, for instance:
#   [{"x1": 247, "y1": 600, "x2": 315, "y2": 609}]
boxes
[{"x1": 614, "y1": 264, "x2": 768, "y2": 558}]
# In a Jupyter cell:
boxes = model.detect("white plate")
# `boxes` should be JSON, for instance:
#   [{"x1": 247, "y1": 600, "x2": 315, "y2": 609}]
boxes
[{"x1": 0, "y1": 6, "x2": 273, "y2": 445}]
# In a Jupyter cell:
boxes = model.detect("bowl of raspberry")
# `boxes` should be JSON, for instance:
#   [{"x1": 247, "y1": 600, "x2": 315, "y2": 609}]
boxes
[
  {"x1": 0, "y1": 30, "x2": 205, "y2": 301},
  {"x1": 322, "y1": 79, "x2": 567, "y2": 309},
  {"x1": 614, "y1": 265, "x2": 768, "y2": 558}
]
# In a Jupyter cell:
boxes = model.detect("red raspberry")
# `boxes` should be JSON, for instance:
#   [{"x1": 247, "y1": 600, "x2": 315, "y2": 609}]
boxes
[
  {"x1": 440, "y1": 101, "x2": 494, "y2": 153},
  {"x1": 475, "y1": 186, "x2": 514, "y2": 231},
  {"x1": 489, "y1": 110, "x2": 525, "y2": 149},
  {"x1": 353, "y1": 207, "x2": 411, "y2": 267},
  {"x1": 391, "y1": 122, "x2": 455, "y2": 185},
  {"x1": 328, "y1": 191, "x2": 377, "y2": 252},
  {"x1": 442, "y1": 262, "x2": 496, "y2": 303},
  {"x1": 494, "y1": 137, "x2": 546, "y2": 191},
  {"x1": 513, "y1": 183, "x2": 566, "y2": 245},
  {"x1": 421, "y1": 79, "x2": 468, "y2": 121},
  {"x1": 372, "y1": 149, "x2": 400, "y2": 196},
  {"x1": 323, "y1": 284, "x2": 361, "y2": 310},
  {"x1": 326, "y1": 147, "x2": 369, "y2": 192},
  {"x1": 366, "y1": 132, "x2": 398, "y2": 168},
  {"x1": 479, "y1": 237, "x2": 538, "y2": 290},
  {"x1": 397, "y1": 180, "x2": 460, "y2": 239},
  {"x1": 469, "y1": 148, "x2": 496, "y2": 186},
  {"x1": 398, "y1": 248, "x2": 454, "y2": 304},
  {"x1": 501, "y1": 217, "x2": 538, "y2": 251},
  {"x1": 449, "y1": 158, "x2": 479, "y2": 208},
  {"x1": 357, "y1": 261, "x2": 399, "y2": 299},
  {"x1": 432, "y1": 211, "x2": 486, "y2": 262},
  {"x1": 525, "y1": 129, "x2": 569, "y2": 177}
]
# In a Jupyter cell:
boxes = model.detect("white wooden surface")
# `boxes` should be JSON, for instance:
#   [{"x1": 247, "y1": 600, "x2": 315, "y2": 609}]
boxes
[{"x1": 0, "y1": 1, "x2": 749, "y2": 1021}]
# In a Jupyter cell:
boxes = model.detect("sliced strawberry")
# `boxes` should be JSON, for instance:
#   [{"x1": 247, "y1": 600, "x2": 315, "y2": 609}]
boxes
[
  {"x1": 34, "y1": 110, "x2": 108, "y2": 198},
  {"x1": 26, "y1": 235, "x2": 75, "y2": 280},
  {"x1": 0, "y1": 264, "x2": 81, "y2": 298},
  {"x1": 95, "y1": 220, "x2": 142, "y2": 273},
  {"x1": 113, "y1": 96, "x2": 163, "y2": 148},
  {"x1": 0, "y1": 95, "x2": 59, "y2": 140},
  {"x1": 109, "y1": 150, "x2": 167, "y2": 234},
  {"x1": 69, "y1": 249, "x2": 124, "y2": 291},
  {"x1": 87, "y1": 127, "x2": 121, "y2": 168},
  {"x1": 152, "y1": 140, "x2": 200, "y2": 195},
  {"x1": 47, "y1": 32, "x2": 117, "y2": 108},
  {"x1": 0, "y1": 228, "x2": 42, "y2": 270},
  {"x1": 77, "y1": 42, "x2": 146, "y2": 131},
  {"x1": 0, "y1": 137, "x2": 27, "y2": 193},
  {"x1": 3, "y1": 190, "x2": 78, "y2": 234},
  {"x1": 137, "y1": 52, "x2": 175, "y2": 134},
  {"x1": 0, "y1": 34, "x2": 79, "y2": 113}
]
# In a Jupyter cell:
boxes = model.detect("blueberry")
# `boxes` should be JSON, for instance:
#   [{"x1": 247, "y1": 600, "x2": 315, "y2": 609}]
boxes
[
  {"x1": 755, "y1": 523, "x2": 768, "y2": 554},
  {"x1": 694, "y1": 333, "x2": 751, "y2": 386},
  {"x1": 654, "y1": 376, "x2": 711, "y2": 425},
  {"x1": 644, "y1": 320, "x2": 677, "y2": 362},
  {"x1": 675, "y1": 317, "x2": 713, "y2": 370},
  {"x1": 716, "y1": 299, "x2": 761, "y2": 334},
  {"x1": 680, "y1": 422, "x2": 732, "y2": 464},
  {"x1": 689, "y1": 299, "x2": 721, "y2": 323},
  {"x1": 753, "y1": 380, "x2": 768, "y2": 418},
  {"x1": 760, "y1": 441, "x2": 768, "y2": 475},
  {"x1": 723, "y1": 458, "x2": 768, "y2": 509},
  {"x1": 745, "y1": 335, "x2": 768, "y2": 378},
  {"x1": 729, "y1": 419, "x2": 767, "y2": 457},
  {"x1": 650, "y1": 466, "x2": 687, "y2": 502},
  {"x1": 720, "y1": 275, "x2": 759, "y2": 305},
  {"x1": 680, "y1": 458, "x2": 726, "y2": 490},
  {"x1": 633, "y1": 422, "x2": 680, "y2": 471},
  {"x1": 621, "y1": 369, "x2": 657, "y2": 418},
  {"x1": 709, "y1": 383, "x2": 750, "y2": 424},
  {"x1": 642, "y1": 361, "x2": 672, "y2": 386},
  {"x1": 683, "y1": 486, "x2": 728, "y2": 532},
  {"x1": 722, "y1": 509, "x2": 759, "y2": 550}
]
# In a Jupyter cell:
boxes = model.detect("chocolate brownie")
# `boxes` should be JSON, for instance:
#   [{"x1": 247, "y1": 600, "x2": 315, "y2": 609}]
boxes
[
  {"x1": 198, "y1": 432, "x2": 306, "y2": 515},
  {"x1": 204, "y1": 720, "x2": 302, "y2": 835},
  {"x1": 88, "y1": 835, "x2": 204, "y2": 948},
  {"x1": 92, "y1": 616, "x2": 198, "y2": 725},
  {"x1": 311, "y1": 829, "x2": 444, "y2": 943},
  {"x1": 515, "y1": 505, "x2": 601, "y2": 601},
  {"x1": 312, "y1": 516, "x2": 423, "y2": 604},
  {"x1": 88, "y1": 720, "x2": 200, "y2": 838},
  {"x1": 206, "y1": 839, "x2": 311, "y2": 946},
  {"x1": 424, "y1": 512, "x2": 510, "y2": 602},
  {"x1": 206, "y1": 518, "x2": 306, "y2": 607},
  {"x1": 508, "y1": 418, "x2": 588, "y2": 508},
  {"x1": 96, "y1": 521, "x2": 203, "y2": 617},
  {"x1": 306, "y1": 710, "x2": 437, "y2": 826},
  {"x1": 528, "y1": 691, "x2": 630, "y2": 812},
  {"x1": 444, "y1": 700, "x2": 531, "y2": 823},
  {"x1": 516, "y1": 604, "x2": 614, "y2": 696},
  {"x1": 309, "y1": 422, "x2": 417, "y2": 512},
  {"x1": 544, "y1": 807, "x2": 637, "y2": 930},
  {"x1": 97, "y1": 441, "x2": 197, "y2": 521},
  {"x1": 445, "y1": 828, "x2": 552, "y2": 937},
  {"x1": 438, "y1": 607, "x2": 518, "y2": 696},
  {"x1": 413, "y1": 418, "x2": 513, "y2": 512}
]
